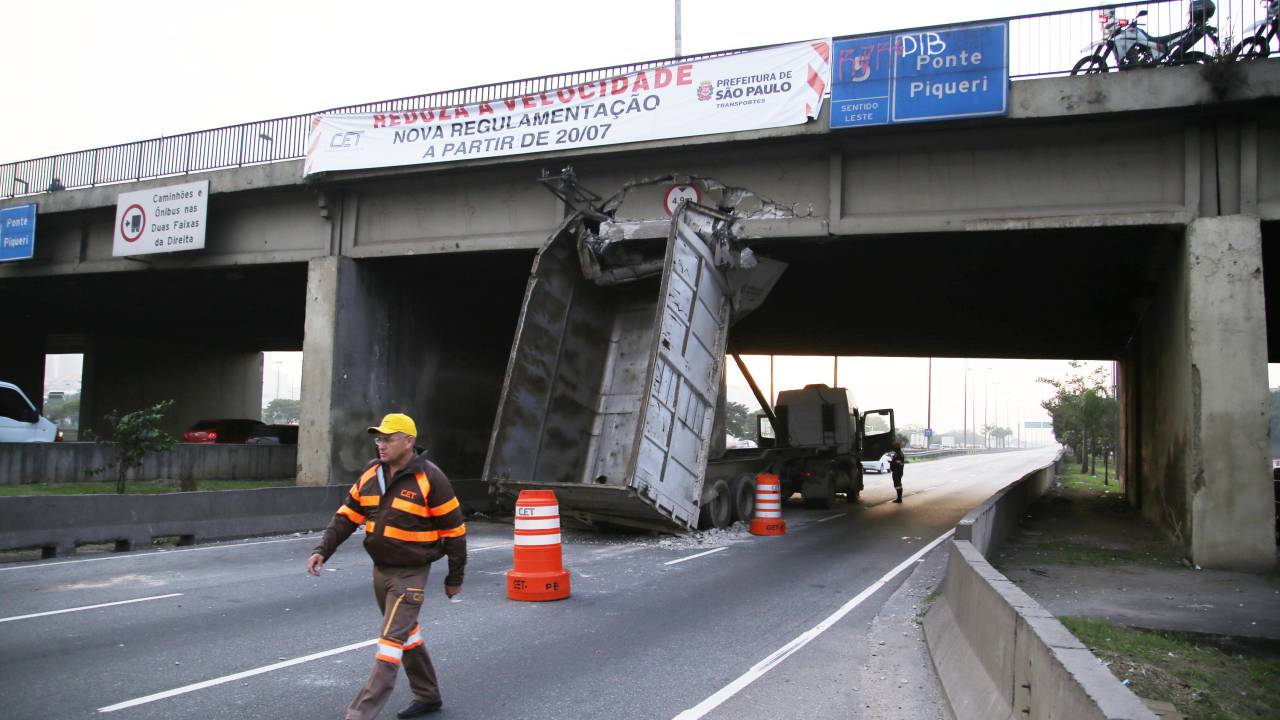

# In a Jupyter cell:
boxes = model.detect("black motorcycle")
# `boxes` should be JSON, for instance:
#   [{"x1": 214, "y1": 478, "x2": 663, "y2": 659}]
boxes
[
  {"x1": 1232, "y1": 0, "x2": 1279, "y2": 59},
  {"x1": 1072, "y1": 1, "x2": 1218, "y2": 74}
]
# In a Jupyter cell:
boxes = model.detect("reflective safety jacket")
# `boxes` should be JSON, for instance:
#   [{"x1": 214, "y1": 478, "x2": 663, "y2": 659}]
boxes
[{"x1": 313, "y1": 453, "x2": 467, "y2": 586}]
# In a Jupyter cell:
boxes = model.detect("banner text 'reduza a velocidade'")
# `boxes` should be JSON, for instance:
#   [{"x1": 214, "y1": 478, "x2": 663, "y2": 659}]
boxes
[{"x1": 305, "y1": 40, "x2": 831, "y2": 175}]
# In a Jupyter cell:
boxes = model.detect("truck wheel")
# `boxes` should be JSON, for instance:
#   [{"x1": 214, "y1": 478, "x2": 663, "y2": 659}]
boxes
[
  {"x1": 848, "y1": 467, "x2": 863, "y2": 504},
  {"x1": 730, "y1": 474, "x2": 756, "y2": 523},
  {"x1": 698, "y1": 478, "x2": 733, "y2": 530}
]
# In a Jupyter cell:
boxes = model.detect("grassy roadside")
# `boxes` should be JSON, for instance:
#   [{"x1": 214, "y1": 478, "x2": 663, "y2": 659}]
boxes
[
  {"x1": 1062, "y1": 617, "x2": 1280, "y2": 720},
  {"x1": 0, "y1": 479, "x2": 294, "y2": 496}
]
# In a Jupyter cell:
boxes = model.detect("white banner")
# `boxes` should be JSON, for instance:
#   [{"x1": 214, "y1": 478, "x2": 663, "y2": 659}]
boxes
[{"x1": 304, "y1": 40, "x2": 831, "y2": 176}]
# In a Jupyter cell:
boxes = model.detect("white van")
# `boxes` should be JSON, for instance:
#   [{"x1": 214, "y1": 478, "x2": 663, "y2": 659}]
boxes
[{"x1": 0, "y1": 382, "x2": 60, "y2": 442}]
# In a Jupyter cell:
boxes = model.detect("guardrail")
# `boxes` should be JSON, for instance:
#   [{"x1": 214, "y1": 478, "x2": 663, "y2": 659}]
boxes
[{"x1": 1, "y1": 0, "x2": 1268, "y2": 199}]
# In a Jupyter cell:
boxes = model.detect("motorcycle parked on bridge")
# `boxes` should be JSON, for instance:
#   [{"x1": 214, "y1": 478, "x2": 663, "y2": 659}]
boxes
[
  {"x1": 1231, "y1": 0, "x2": 1280, "y2": 59},
  {"x1": 1072, "y1": 1, "x2": 1219, "y2": 75}
]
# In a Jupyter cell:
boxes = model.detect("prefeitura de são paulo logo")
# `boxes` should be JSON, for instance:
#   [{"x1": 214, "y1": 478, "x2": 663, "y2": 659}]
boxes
[{"x1": 697, "y1": 80, "x2": 713, "y2": 101}]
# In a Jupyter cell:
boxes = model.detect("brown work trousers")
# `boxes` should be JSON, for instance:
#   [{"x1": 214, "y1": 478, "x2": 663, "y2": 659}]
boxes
[{"x1": 345, "y1": 565, "x2": 441, "y2": 720}]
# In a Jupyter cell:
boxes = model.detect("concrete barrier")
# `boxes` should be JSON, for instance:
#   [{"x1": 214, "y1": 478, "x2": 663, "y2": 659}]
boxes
[
  {"x1": 0, "y1": 485, "x2": 347, "y2": 558},
  {"x1": 0, "y1": 478, "x2": 492, "y2": 558},
  {"x1": 0, "y1": 442, "x2": 297, "y2": 485},
  {"x1": 924, "y1": 455, "x2": 1158, "y2": 720}
]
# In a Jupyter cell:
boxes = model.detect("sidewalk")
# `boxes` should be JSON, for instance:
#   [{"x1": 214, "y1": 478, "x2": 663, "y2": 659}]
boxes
[{"x1": 990, "y1": 469, "x2": 1280, "y2": 718}]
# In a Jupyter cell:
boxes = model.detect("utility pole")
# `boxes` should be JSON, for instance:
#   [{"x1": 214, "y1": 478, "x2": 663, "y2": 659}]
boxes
[
  {"x1": 926, "y1": 357, "x2": 932, "y2": 441},
  {"x1": 984, "y1": 368, "x2": 991, "y2": 448},
  {"x1": 674, "y1": 0, "x2": 683, "y2": 57}
]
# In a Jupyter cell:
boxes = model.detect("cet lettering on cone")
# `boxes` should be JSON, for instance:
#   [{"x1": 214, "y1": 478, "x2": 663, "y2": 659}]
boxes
[
  {"x1": 749, "y1": 473, "x2": 786, "y2": 536},
  {"x1": 507, "y1": 489, "x2": 571, "y2": 601}
]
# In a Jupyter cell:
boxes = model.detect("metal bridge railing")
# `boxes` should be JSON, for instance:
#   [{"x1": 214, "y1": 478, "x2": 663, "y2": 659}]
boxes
[{"x1": 1, "y1": 0, "x2": 1268, "y2": 200}]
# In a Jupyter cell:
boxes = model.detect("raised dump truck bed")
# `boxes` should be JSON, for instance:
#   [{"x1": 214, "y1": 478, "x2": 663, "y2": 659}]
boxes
[{"x1": 483, "y1": 202, "x2": 773, "y2": 532}]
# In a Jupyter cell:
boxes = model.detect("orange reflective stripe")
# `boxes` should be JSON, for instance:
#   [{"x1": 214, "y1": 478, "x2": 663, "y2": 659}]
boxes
[
  {"x1": 337, "y1": 505, "x2": 366, "y2": 524},
  {"x1": 380, "y1": 525, "x2": 440, "y2": 543},
  {"x1": 428, "y1": 497, "x2": 459, "y2": 517},
  {"x1": 348, "y1": 483, "x2": 361, "y2": 500},
  {"x1": 359, "y1": 466, "x2": 378, "y2": 483},
  {"x1": 415, "y1": 472, "x2": 431, "y2": 500},
  {"x1": 391, "y1": 497, "x2": 429, "y2": 517},
  {"x1": 359, "y1": 495, "x2": 381, "y2": 507},
  {"x1": 438, "y1": 523, "x2": 466, "y2": 538}
]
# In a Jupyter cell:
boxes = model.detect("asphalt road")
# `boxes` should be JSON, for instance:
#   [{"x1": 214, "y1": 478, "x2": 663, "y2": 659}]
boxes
[{"x1": 0, "y1": 448, "x2": 1058, "y2": 720}]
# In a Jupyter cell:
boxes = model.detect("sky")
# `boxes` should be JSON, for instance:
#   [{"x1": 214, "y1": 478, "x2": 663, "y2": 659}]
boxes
[
  {"x1": 18, "y1": 2, "x2": 1280, "y2": 428},
  {"x1": 0, "y1": 0, "x2": 1085, "y2": 164}
]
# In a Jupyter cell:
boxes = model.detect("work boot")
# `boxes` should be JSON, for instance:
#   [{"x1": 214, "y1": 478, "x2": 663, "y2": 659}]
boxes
[
  {"x1": 397, "y1": 700, "x2": 442, "y2": 718},
  {"x1": 894, "y1": 489, "x2": 903, "y2": 503}
]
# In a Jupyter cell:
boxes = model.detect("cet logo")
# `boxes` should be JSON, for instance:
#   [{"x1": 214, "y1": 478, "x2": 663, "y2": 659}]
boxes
[
  {"x1": 120, "y1": 204, "x2": 146, "y2": 243},
  {"x1": 697, "y1": 80, "x2": 713, "y2": 101}
]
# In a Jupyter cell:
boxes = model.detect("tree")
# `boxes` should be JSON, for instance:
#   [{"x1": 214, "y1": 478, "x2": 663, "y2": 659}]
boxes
[
  {"x1": 263, "y1": 398, "x2": 301, "y2": 424},
  {"x1": 724, "y1": 401, "x2": 755, "y2": 440},
  {"x1": 44, "y1": 392, "x2": 79, "y2": 426},
  {"x1": 1040, "y1": 363, "x2": 1118, "y2": 476},
  {"x1": 991, "y1": 426, "x2": 1013, "y2": 448},
  {"x1": 92, "y1": 400, "x2": 177, "y2": 493}
]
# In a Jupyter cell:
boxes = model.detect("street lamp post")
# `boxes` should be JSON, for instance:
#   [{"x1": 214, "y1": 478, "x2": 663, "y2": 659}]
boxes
[
  {"x1": 962, "y1": 360, "x2": 968, "y2": 450},
  {"x1": 984, "y1": 368, "x2": 992, "y2": 448}
]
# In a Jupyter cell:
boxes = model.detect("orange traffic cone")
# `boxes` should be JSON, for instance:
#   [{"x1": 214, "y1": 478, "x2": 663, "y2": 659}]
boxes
[
  {"x1": 749, "y1": 473, "x2": 786, "y2": 536},
  {"x1": 507, "y1": 489, "x2": 571, "y2": 601}
]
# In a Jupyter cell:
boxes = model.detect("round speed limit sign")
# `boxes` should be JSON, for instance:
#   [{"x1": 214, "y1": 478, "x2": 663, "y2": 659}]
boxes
[{"x1": 663, "y1": 184, "x2": 701, "y2": 216}]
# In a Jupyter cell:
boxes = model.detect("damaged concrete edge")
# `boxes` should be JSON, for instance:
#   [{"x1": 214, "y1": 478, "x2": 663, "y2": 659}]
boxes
[{"x1": 926, "y1": 457, "x2": 1159, "y2": 720}]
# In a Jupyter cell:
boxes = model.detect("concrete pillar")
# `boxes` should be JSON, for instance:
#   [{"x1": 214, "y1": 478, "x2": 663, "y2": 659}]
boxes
[
  {"x1": 1184, "y1": 216, "x2": 1273, "y2": 570},
  {"x1": 297, "y1": 256, "x2": 345, "y2": 487},
  {"x1": 296, "y1": 252, "x2": 529, "y2": 487}
]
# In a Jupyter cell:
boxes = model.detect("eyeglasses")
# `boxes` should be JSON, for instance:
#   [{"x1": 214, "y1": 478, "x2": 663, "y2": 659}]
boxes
[{"x1": 373, "y1": 434, "x2": 405, "y2": 446}]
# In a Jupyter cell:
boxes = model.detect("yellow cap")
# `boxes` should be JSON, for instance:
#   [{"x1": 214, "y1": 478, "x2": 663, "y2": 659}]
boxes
[{"x1": 367, "y1": 413, "x2": 417, "y2": 437}]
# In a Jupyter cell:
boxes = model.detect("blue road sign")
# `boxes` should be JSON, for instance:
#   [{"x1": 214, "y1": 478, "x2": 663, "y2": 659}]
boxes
[
  {"x1": 831, "y1": 34, "x2": 894, "y2": 128},
  {"x1": 0, "y1": 203, "x2": 37, "y2": 263},
  {"x1": 831, "y1": 21, "x2": 1007, "y2": 129},
  {"x1": 923, "y1": 428, "x2": 934, "y2": 438}
]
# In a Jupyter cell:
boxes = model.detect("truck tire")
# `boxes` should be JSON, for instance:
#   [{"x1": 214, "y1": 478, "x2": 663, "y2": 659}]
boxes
[
  {"x1": 698, "y1": 478, "x2": 733, "y2": 530},
  {"x1": 848, "y1": 466, "x2": 863, "y2": 504},
  {"x1": 729, "y1": 474, "x2": 756, "y2": 523}
]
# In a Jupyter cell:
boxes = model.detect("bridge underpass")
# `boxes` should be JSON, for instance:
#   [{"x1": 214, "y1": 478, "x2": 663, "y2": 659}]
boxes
[
  {"x1": 0, "y1": 264, "x2": 307, "y2": 438},
  {"x1": 0, "y1": 64, "x2": 1275, "y2": 570}
]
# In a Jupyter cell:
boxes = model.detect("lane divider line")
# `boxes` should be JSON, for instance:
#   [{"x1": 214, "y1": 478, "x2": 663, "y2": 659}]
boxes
[
  {"x1": 97, "y1": 638, "x2": 379, "y2": 713},
  {"x1": 672, "y1": 528, "x2": 956, "y2": 720},
  {"x1": 815, "y1": 513, "x2": 847, "y2": 523},
  {"x1": 0, "y1": 593, "x2": 184, "y2": 624},
  {"x1": 663, "y1": 547, "x2": 728, "y2": 566}
]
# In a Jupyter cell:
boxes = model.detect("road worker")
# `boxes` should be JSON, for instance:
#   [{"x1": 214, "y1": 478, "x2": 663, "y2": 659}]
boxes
[
  {"x1": 307, "y1": 413, "x2": 467, "y2": 719},
  {"x1": 890, "y1": 441, "x2": 906, "y2": 503}
]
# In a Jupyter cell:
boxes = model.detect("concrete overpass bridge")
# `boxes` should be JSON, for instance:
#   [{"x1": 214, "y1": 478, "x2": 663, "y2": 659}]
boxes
[{"x1": 1, "y1": 53, "x2": 1276, "y2": 570}]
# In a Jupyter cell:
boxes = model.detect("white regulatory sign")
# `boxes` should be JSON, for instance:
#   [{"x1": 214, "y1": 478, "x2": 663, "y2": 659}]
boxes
[{"x1": 112, "y1": 180, "x2": 209, "y2": 257}]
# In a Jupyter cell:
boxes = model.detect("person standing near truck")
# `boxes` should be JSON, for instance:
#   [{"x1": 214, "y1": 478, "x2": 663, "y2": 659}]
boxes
[
  {"x1": 306, "y1": 413, "x2": 467, "y2": 719},
  {"x1": 890, "y1": 441, "x2": 906, "y2": 503}
]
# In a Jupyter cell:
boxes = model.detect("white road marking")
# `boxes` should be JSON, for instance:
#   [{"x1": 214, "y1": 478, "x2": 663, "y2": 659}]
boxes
[
  {"x1": 815, "y1": 513, "x2": 846, "y2": 523},
  {"x1": 470, "y1": 542, "x2": 514, "y2": 552},
  {"x1": 663, "y1": 547, "x2": 728, "y2": 566},
  {"x1": 0, "y1": 593, "x2": 183, "y2": 624},
  {"x1": 98, "y1": 638, "x2": 379, "y2": 713},
  {"x1": 672, "y1": 528, "x2": 955, "y2": 720}
]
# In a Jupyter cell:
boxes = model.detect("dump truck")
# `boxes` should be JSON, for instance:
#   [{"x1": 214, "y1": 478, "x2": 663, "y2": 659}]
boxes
[{"x1": 482, "y1": 170, "x2": 894, "y2": 532}]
